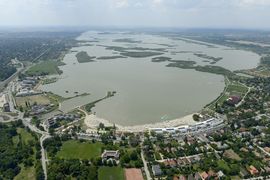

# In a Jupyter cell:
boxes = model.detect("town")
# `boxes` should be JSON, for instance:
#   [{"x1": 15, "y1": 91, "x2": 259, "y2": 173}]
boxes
[{"x1": 1, "y1": 29, "x2": 270, "y2": 180}]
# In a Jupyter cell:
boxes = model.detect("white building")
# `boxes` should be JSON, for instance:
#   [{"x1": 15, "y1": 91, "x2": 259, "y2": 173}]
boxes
[
  {"x1": 0, "y1": 94, "x2": 7, "y2": 108},
  {"x1": 149, "y1": 117, "x2": 224, "y2": 135}
]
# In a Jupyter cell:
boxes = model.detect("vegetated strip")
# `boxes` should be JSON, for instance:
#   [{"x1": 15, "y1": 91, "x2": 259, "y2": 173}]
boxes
[
  {"x1": 96, "y1": 56, "x2": 127, "y2": 60},
  {"x1": 75, "y1": 51, "x2": 96, "y2": 63},
  {"x1": 166, "y1": 61, "x2": 234, "y2": 77},
  {"x1": 26, "y1": 60, "x2": 65, "y2": 76}
]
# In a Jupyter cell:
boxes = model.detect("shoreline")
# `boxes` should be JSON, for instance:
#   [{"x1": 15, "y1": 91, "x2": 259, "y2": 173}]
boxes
[{"x1": 84, "y1": 113, "x2": 197, "y2": 132}]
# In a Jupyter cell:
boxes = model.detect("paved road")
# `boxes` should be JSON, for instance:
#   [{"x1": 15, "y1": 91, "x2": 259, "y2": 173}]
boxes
[
  {"x1": 7, "y1": 82, "x2": 16, "y2": 112},
  {"x1": 141, "y1": 150, "x2": 152, "y2": 180},
  {"x1": 40, "y1": 134, "x2": 51, "y2": 180},
  {"x1": 21, "y1": 115, "x2": 50, "y2": 180},
  {"x1": 257, "y1": 145, "x2": 270, "y2": 157}
]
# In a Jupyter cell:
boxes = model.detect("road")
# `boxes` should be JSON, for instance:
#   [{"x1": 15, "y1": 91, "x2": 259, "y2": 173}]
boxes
[
  {"x1": 141, "y1": 149, "x2": 152, "y2": 180},
  {"x1": 40, "y1": 134, "x2": 51, "y2": 180},
  {"x1": 7, "y1": 82, "x2": 16, "y2": 112},
  {"x1": 0, "y1": 47, "x2": 59, "y2": 180},
  {"x1": 21, "y1": 115, "x2": 50, "y2": 180},
  {"x1": 257, "y1": 145, "x2": 270, "y2": 157}
]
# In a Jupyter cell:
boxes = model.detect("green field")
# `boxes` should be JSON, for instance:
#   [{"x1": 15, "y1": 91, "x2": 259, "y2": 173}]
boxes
[
  {"x1": 15, "y1": 166, "x2": 35, "y2": 180},
  {"x1": 26, "y1": 60, "x2": 65, "y2": 76},
  {"x1": 56, "y1": 140, "x2": 103, "y2": 159},
  {"x1": 208, "y1": 80, "x2": 249, "y2": 109},
  {"x1": 98, "y1": 167, "x2": 125, "y2": 180},
  {"x1": 227, "y1": 83, "x2": 248, "y2": 94},
  {"x1": 14, "y1": 128, "x2": 37, "y2": 180},
  {"x1": 217, "y1": 160, "x2": 230, "y2": 173},
  {"x1": 18, "y1": 128, "x2": 35, "y2": 144}
]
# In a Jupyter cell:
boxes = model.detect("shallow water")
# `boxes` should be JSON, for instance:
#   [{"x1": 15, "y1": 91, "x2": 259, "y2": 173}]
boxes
[{"x1": 42, "y1": 31, "x2": 260, "y2": 125}]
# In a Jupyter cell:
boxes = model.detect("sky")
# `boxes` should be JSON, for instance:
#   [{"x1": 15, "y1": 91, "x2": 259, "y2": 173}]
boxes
[{"x1": 0, "y1": 0, "x2": 270, "y2": 29}]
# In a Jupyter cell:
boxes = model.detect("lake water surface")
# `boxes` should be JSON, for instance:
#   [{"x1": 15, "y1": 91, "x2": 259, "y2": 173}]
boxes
[{"x1": 42, "y1": 31, "x2": 260, "y2": 126}]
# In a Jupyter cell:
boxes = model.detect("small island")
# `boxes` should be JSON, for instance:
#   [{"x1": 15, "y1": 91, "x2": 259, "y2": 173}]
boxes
[
  {"x1": 75, "y1": 51, "x2": 96, "y2": 63},
  {"x1": 96, "y1": 56, "x2": 126, "y2": 60},
  {"x1": 167, "y1": 60, "x2": 233, "y2": 77},
  {"x1": 194, "y1": 53, "x2": 223, "y2": 64},
  {"x1": 113, "y1": 38, "x2": 142, "y2": 43},
  {"x1": 152, "y1": 56, "x2": 172, "y2": 62},
  {"x1": 120, "y1": 51, "x2": 164, "y2": 58}
]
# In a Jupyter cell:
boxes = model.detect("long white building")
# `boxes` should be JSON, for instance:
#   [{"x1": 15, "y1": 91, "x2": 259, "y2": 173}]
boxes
[{"x1": 150, "y1": 117, "x2": 224, "y2": 134}]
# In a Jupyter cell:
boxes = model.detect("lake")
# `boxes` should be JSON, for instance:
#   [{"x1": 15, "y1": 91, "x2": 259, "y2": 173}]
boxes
[{"x1": 42, "y1": 31, "x2": 260, "y2": 126}]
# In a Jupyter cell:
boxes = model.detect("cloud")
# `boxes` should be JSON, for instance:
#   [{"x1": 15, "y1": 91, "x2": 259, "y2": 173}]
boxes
[
  {"x1": 152, "y1": 0, "x2": 163, "y2": 5},
  {"x1": 0, "y1": 0, "x2": 269, "y2": 29},
  {"x1": 134, "y1": 2, "x2": 143, "y2": 7},
  {"x1": 237, "y1": 0, "x2": 270, "y2": 6},
  {"x1": 111, "y1": 0, "x2": 129, "y2": 8}
]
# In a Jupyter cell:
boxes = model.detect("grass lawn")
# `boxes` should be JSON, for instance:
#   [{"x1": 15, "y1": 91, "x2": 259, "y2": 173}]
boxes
[
  {"x1": 14, "y1": 165, "x2": 35, "y2": 180},
  {"x1": 216, "y1": 94, "x2": 229, "y2": 105},
  {"x1": 224, "y1": 149, "x2": 242, "y2": 161},
  {"x1": 14, "y1": 129, "x2": 36, "y2": 180},
  {"x1": 98, "y1": 166, "x2": 125, "y2": 180},
  {"x1": 227, "y1": 83, "x2": 248, "y2": 94},
  {"x1": 16, "y1": 95, "x2": 51, "y2": 108},
  {"x1": 12, "y1": 135, "x2": 20, "y2": 146},
  {"x1": 26, "y1": 60, "x2": 65, "y2": 76},
  {"x1": 217, "y1": 160, "x2": 230, "y2": 172},
  {"x1": 56, "y1": 140, "x2": 103, "y2": 159},
  {"x1": 208, "y1": 80, "x2": 248, "y2": 109},
  {"x1": 17, "y1": 128, "x2": 35, "y2": 145}
]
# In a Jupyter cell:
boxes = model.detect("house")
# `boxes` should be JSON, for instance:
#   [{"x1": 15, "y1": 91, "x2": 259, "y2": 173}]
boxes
[
  {"x1": 3, "y1": 103, "x2": 10, "y2": 112},
  {"x1": 46, "y1": 118, "x2": 56, "y2": 128},
  {"x1": 207, "y1": 170, "x2": 216, "y2": 178},
  {"x1": 199, "y1": 171, "x2": 208, "y2": 180},
  {"x1": 240, "y1": 168, "x2": 249, "y2": 178},
  {"x1": 152, "y1": 165, "x2": 162, "y2": 176},
  {"x1": 194, "y1": 172, "x2": 202, "y2": 180},
  {"x1": 0, "y1": 94, "x2": 7, "y2": 109},
  {"x1": 173, "y1": 175, "x2": 186, "y2": 180},
  {"x1": 226, "y1": 96, "x2": 241, "y2": 106},
  {"x1": 215, "y1": 142, "x2": 229, "y2": 150},
  {"x1": 164, "y1": 159, "x2": 177, "y2": 167},
  {"x1": 101, "y1": 150, "x2": 120, "y2": 160},
  {"x1": 179, "y1": 175, "x2": 187, "y2": 180},
  {"x1": 187, "y1": 174, "x2": 195, "y2": 180},
  {"x1": 249, "y1": 165, "x2": 259, "y2": 175},
  {"x1": 217, "y1": 171, "x2": 224, "y2": 179}
]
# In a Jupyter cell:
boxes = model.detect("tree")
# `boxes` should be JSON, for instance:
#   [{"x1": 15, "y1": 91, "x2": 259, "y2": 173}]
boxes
[
  {"x1": 130, "y1": 151, "x2": 138, "y2": 161},
  {"x1": 193, "y1": 114, "x2": 200, "y2": 121},
  {"x1": 99, "y1": 123, "x2": 105, "y2": 129}
]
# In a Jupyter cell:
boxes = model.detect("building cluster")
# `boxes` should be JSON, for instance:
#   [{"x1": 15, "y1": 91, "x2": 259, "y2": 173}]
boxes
[
  {"x1": 46, "y1": 113, "x2": 81, "y2": 128},
  {"x1": 150, "y1": 117, "x2": 224, "y2": 135},
  {"x1": 16, "y1": 77, "x2": 42, "y2": 97},
  {"x1": 152, "y1": 163, "x2": 226, "y2": 180},
  {"x1": 162, "y1": 155, "x2": 202, "y2": 168},
  {"x1": 30, "y1": 104, "x2": 55, "y2": 115},
  {"x1": 0, "y1": 93, "x2": 10, "y2": 112}
]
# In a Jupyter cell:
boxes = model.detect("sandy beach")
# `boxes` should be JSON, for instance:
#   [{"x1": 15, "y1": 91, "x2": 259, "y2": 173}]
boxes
[{"x1": 84, "y1": 113, "x2": 197, "y2": 132}]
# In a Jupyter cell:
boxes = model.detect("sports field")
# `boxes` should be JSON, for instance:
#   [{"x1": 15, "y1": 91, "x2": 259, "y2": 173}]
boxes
[
  {"x1": 98, "y1": 166, "x2": 125, "y2": 180},
  {"x1": 56, "y1": 140, "x2": 103, "y2": 159}
]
